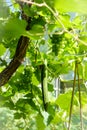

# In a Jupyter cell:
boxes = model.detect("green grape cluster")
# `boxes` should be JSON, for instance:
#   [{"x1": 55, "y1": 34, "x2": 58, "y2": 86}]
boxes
[
  {"x1": 23, "y1": 67, "x2": 33, "y2": 84},
  {"x1": 17, "y1": 67, "x2": 33, "y2": 91},
  {"x1": 51, "y1": 33, "x2": 64, "y2": 56}
]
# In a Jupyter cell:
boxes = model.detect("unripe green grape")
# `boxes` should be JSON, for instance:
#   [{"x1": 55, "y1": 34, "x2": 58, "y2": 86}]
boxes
[{"x1": 51, "y1": 34, "x2": 63, "y2": 55}]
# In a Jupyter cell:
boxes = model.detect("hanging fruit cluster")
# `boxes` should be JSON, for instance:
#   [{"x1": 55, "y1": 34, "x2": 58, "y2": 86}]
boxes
[{"x1": 51, "y1": 33, "x2": 64, "y2": 56}]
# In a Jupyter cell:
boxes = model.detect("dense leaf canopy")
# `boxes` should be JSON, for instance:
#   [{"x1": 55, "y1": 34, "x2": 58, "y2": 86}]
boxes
[{"x1": 0, "y1": 0, "x2": 87, "y2": 130}]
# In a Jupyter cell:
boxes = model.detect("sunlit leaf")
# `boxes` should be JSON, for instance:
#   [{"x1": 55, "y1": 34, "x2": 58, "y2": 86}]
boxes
[
  {"x1": 55, "y1": 91, "x2": 71, "y2": 111},
  {"x1": 55, "y1": 0, "x2": 87, "y2": 14},
  {"x1": 0, "y1": 44, "x2": 6, "y2": 56},
  {"x1": 36, "y1": 114, "x2": 46, "y2": 130},
  {"x1": 32, "y1": 73, "x2": 39, "y2": 86},
  {"x1": 3, "y1": 18, "x2": 27, "y2": 40}
]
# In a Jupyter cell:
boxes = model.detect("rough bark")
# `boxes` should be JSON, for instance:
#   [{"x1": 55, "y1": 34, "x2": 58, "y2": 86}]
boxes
[{"x1": 0, "y1": 2, "x2": 31, "y2": 87}]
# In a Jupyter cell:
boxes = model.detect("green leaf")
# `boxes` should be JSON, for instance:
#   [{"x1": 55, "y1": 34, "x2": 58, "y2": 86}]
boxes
[
  {"x1": 0, "y1": 1, "x2": 9, "y2": 18},
  {"x1": 3, "y1": 18, "x2": 27, "y2": 40},
  {"x1": 56, "y1": 90, "x2": 79, "y2": 111},
  {"x1": 28, "y1": 99, "x2": 39, "y2": 111},
  {"x1": 4, "y1": 100, "x2": 14, "y2": 110},
  {"x1": 32, "y1": 73, "x2": 39, "y2": 86},
  {"x1": 14, "y1": 112, "x2": 24, "y2": 119},
  {"x1": 59, "y1": 14, "x2": 71, "y2": 28},
  {"x1": 36, "y1": 114, "x2": 46, "y2": 130},
  {"x1": 0, "y1": 44, "x2": 6, "y2": 56},
  {"x1": 0, "y1": 20, "x2": 5, "y2": 41},
  {"x1": 28, "y1": 24, "x2": 44, "y2": 39},
  {"x1": 48, "y1": 83, "x2": 54, "y2": 92},
  {"x1": 55, "y1": 0, "x2": 87, "y2": 14},
  {"x1": 47, "y1": 115, "x2": 53, "y2": 125},
  {"x1": 34, "y1": 0, "x2": 43, "y2": 3},
  {"x1": 55, "y1": 92, "x2": 71, "y2": 111},
  {"x1": 52, "y1": 111, "x2": 64, "y2": 124},
  {"x1": 79, "y1": 92, "x2": 87, "y2": 106}
]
